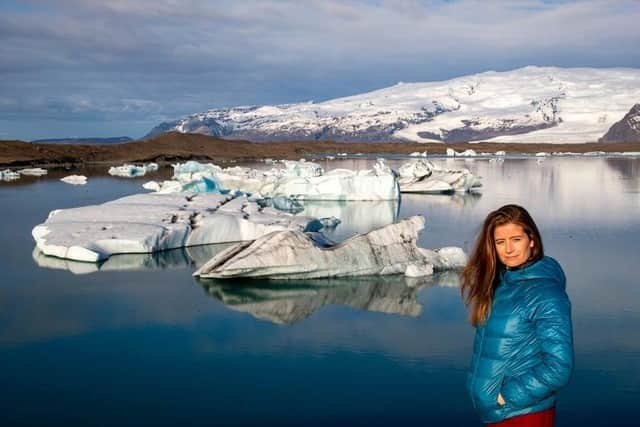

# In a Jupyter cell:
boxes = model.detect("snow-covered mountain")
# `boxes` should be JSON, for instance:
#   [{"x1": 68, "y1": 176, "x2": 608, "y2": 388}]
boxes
[{"x1": 147, "y1": 66, "x2": 640, "y2": 144}]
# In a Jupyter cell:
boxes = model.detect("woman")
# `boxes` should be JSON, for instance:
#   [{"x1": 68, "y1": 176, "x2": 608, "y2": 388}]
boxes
[{"x1": 462, "y1": 204, "x2": 573, "y2": 427}]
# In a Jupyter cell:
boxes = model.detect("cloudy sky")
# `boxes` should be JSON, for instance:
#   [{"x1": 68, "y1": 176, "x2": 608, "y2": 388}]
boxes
[{"x1": 1, "y1": 0, "x2": 639, "y2": 140}]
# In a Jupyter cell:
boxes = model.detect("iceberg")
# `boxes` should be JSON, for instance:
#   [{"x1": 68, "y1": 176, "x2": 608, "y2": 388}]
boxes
[
  {"x1": 198, "y1": 272, "x2": 459, "y2": 325},
  {"x1": 1, "y1": 169, "x2": 21, "y2": 181},
  {"x1": 259, "y1": 158, "x2": 398, "y2": 200},
  {"x1": 18, "y1": 168, "x2": 48, "y2": 176},
  {"x1": 397, "y1": 159, "x2": 481, "y2": 193},
  {"x1": 446, "y1": 148, "x2": 477, "y2": 157},
  {"x1": 154, "y1": 159, "x2": 399, "y2": 201},
  {"x1": 60, "y1": 175, "x2": 87, "y2": 185},
  {"x1": 194, "y1": 215, "x2": 467, "y2": 280},
  {"x1": 108, "y1": 162, "x2": 159, "y2": 177},
  {"x1": 32, "y1": 193, "x2": 320, "y2": 263},
  {"x1": 33, "y1": 242, "x2": 234, "y2": 275}
]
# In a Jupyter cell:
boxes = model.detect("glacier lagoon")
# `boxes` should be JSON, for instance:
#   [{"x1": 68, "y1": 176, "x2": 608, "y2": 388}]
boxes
[{"x1": 1, "y1": 156, "x2": 639, "y2": 426}]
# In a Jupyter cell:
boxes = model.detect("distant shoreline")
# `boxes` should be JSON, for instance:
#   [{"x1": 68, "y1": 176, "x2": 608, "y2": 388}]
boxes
[{"x1": 1, "y1": 132, "x2": 639, "y2": 168}]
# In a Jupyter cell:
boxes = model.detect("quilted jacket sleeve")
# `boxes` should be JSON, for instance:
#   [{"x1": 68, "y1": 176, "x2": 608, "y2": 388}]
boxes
[{"x1": 500, "y1": 282, "x2": 574, "y2": 409}]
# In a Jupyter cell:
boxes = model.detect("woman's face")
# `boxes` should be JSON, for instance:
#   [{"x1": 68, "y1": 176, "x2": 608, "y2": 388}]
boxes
[{"x1": 493, "y1": 222, "x2": 534, "y2": 268}]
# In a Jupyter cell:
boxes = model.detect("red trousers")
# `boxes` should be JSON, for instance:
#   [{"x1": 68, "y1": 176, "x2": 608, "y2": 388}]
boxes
[{"x1": 486, "y1": 407, "x2": 555, "y2": 427}]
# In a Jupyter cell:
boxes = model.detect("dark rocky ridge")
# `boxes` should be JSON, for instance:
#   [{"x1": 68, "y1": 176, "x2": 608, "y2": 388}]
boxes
[
  {"x1": 600, "y1": 104, "x2": 640, "y2": 143},
  {"x1": 32, "y1": 136, "x2": 132, "y2": 144}
]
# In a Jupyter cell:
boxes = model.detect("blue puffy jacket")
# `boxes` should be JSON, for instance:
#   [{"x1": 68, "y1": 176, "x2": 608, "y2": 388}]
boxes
[{"x1": 467, "y1": 256, "x2": 574, "y2": 423}]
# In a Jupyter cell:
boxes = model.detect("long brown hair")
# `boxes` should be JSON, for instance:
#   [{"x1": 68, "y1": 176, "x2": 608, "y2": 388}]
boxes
[{"x1": 461, "y1": 204, "x2": 544, "y2": 326}]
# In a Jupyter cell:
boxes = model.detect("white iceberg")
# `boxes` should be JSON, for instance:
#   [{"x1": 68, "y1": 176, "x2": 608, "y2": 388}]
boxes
[
  {"x1": 61, "y1": 175, "x2": 87, "y2": 185},
  {"x1": 18, "y1": 168, "x2": 48, "y2": 176},
  {"x1": 108, "y1": 162, "x2": 159, "y2": 177},
  {"x1": 155, "y1": 159, "x2": 399, "y2": 201},
  {"x1": 446, "y1": 148, "x2": 477, "y2": 157},
  {"x1": 194, "y1": 215, "x2": 466, "y2": 280},
  {"x1": 409, "y1": 151, "x2": 428, "y2": 158},
  {"x1": 32, "y1": 193, "x2": 321, "y2": 263},
  {"x1": 397, "y1": 159, "x2": 481, "y2": 193},
  {"x1": 33, "y1": 242, "x2": 234, "y2": 275},
  {"x1": 1, "y1": 169, "x2": 21, "y2": 181}
]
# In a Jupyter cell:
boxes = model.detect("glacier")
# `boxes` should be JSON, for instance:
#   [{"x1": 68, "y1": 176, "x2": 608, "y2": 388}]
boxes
[
  {"x1": 194, "y1": 215, "x2": 467, "y2": 280},
  {"x1": 147, "y1": 66, "x2": 640, "y2": 144}
]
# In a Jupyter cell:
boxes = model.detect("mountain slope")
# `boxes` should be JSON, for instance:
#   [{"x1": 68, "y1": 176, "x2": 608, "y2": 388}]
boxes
[
  {"x1": 599, "y1": 104, "x2": 640, "y2": 143},
  {"x1": 147, "y1": 66, "x2": 640, "y2": 144}
]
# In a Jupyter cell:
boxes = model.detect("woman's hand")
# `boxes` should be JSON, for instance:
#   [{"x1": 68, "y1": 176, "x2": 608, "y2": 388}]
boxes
[{"x1": 497, "y1": 393, "x2": 506, "y2": 406}]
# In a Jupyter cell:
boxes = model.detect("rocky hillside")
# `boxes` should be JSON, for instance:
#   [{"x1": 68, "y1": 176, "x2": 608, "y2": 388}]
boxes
[{"x1": 599, "y1": 104, "x2": 640, "y2": 143}]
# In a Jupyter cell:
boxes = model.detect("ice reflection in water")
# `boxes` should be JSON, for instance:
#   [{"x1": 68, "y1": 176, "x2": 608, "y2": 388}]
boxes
[
  {"x1": 197, "y1": 272, "x2": 460, "y2": 325},
  {"x1": 32, "y1": 243, "x2": 236, "y2": 274}
]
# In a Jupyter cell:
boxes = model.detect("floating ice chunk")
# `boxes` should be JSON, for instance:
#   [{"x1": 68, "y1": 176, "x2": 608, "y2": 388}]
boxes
[
  {"x1": 325, "y1": 155, "x2": 335, "y2": 160},
  {"x1": 173, "y1": 160, "x2": 219, "y2": 176},
  {"x1": 194, "y1": 215, "x2": 466, "y2": 280},
  {"x1": 397, "y1": 159, "x2": 481, "y2": 193},
  {"x1": 282, "y1": 159, "x2": 323, "y2": 177},
  {"x1": 142, "y1": 181, "x2": 161, "y2": 191},
  {"x1": 495, "y1": 151, "x2": 506, "y2": 156},
  {"x1": 1, "y1": 169, "x2": 21, "y2": 181},
  {"x1": 33, "y1": 243, "x2": 235, "y2": 275},
  {"x1": 161, "y1": 160, "x2": 399, "y2": 200},
  {"x1": 405, "y1": 263, "x2": 434, "y2": 277},
  {"x1": 419, "y1": 246, "x2": 467, "y2": 270},
  {"x1": 409, "y1": 151, "x2": 428, "y2": 158},
  {"x1": 317, "y1": 216, "x2": 341, "y2": 229},
  {"x1": 337, "y1": 153, "x2": 348, "y2": 157},
  {"x1": 257, "y1": 195, "x2": 304, "y2": 214},
  {"x1": 60, "y1": 175, "x2": 87, "y2": 185},
  {"x1": 264, "y1": 161, "x2": 398, "y2": 201},
  {"x1": 445, "y1": 148, "x2": 477, "y2": 157},
  {"x1": 108, "y1": 163, "x2": 158, "y2": 177},
  {"x1": 583, "y1": 151, "x2": 606, "y2": 157},
  {"x1": 535, "y1": 152, "x2": 550, "y2": 157},
  {"x1": 32, "y1": 193, "x2": 319, "y2": 263},
  {"x1": 551, "y1": 152, "x2": 581, "y2": 156},
  {"x1": 19, "y1": 168, "x2": 48, "y2": 176}
]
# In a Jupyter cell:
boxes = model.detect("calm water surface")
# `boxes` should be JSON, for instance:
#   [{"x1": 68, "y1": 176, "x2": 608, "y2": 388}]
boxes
[{"x1": 1, "y1": 157, "x2": 639, "y2": 426}]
